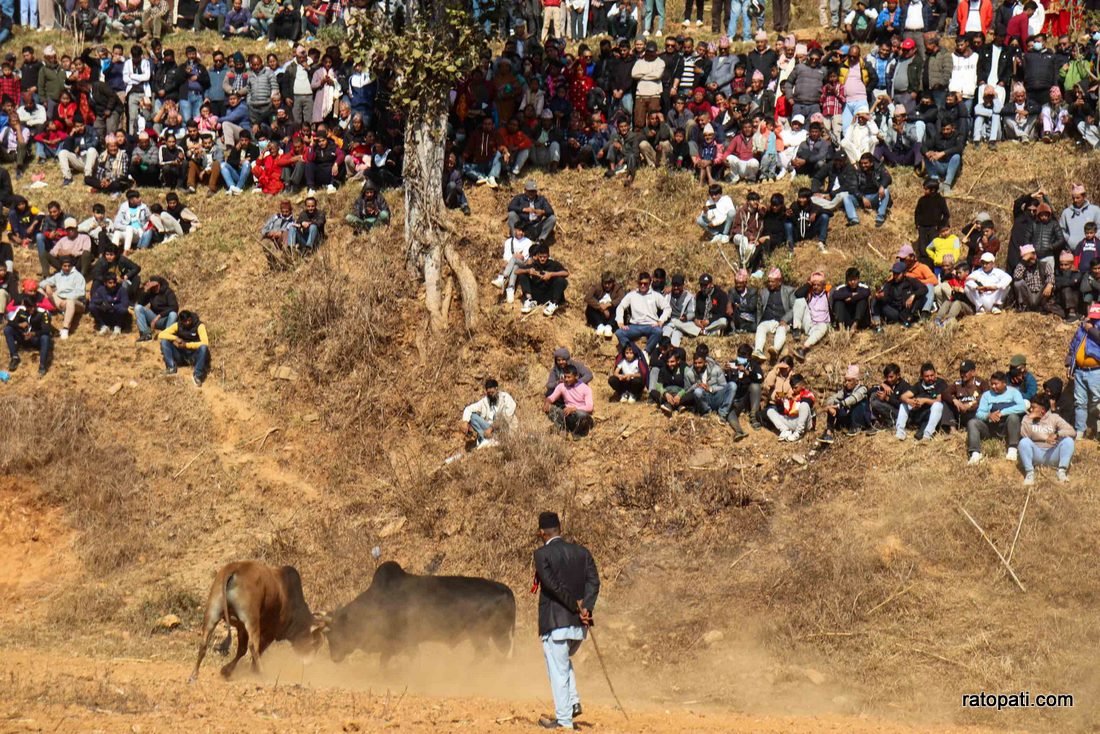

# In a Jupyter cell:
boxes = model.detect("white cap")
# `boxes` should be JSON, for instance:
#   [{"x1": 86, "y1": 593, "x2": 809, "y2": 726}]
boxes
[
  {"x1": 791, "y1": 114, "x2": 805, "y2": 124},
  {"x1": 980, "y1": 252, "x2": 996, "y2": 263}
]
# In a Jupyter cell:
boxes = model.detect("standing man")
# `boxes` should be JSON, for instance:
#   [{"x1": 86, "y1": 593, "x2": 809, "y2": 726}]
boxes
[
  {"x1": 534, "y1": 511, "x2": 600, "y2": 731},
  {"x1": 1065, "y1": 303, "x2": 1100, "y2": 440}
]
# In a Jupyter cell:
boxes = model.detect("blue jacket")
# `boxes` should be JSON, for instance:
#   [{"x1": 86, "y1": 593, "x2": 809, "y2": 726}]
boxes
[
  {"x1": 1066, "y1": 322, "x2": 1100, "y2": 371},
  {"x1": 220, "y1": 100, "x2": 251, "y2": 130},
  {"x1": 975, "y1": 386, "x2": 1026, "y2": 420}
]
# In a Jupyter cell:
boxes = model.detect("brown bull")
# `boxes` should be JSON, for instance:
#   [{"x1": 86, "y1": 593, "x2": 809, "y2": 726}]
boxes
[{"x1": 189, "y1": 561, "x2": 326, "y2": 682}]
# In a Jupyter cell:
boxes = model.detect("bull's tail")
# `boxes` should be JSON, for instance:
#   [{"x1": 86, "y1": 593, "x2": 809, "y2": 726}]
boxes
[{"x1": 221, "y1": 570, "x2": 236, "y2": 631}]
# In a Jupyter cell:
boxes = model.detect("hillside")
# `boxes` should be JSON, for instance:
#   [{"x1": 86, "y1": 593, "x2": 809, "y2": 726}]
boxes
[{"x1": 2, "y1": 26, "x2": 1099, "y2": 734}]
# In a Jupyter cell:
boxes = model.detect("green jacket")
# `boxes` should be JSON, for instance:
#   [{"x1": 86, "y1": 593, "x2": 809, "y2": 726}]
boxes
[{"x1": 38, "y1": 62, "x2": 66, "y2": 103}]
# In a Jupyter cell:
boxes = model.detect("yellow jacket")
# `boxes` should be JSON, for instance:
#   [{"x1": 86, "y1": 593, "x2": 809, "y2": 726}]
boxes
[
  {"x1": 925, "y1": 235, "x2": 961, "y2": 266},
  {"x1": 159, "y1": 322, "x2": 209, "y2": 350}
]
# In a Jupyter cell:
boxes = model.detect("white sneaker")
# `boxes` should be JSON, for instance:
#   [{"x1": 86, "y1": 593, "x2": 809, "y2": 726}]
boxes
[
  {"x1": 643, "y1": 30, "x2": 650, "y2": 37},
  {"x1": 1057, "y1": 468, "x2": 1069, "y2": 483},
  {"x1": 817, "y1": 241, "x2": 828, "y2": 253},
  {"x1": 251, "y1": 187, "x2": 264, "y2": 194},
  {"x1": 619, "y1": 393, "x2": 629, "y2": 403},
  {"x1": 543, "y1": 302, "x2": 558, "y2": 317},
  {"x1": 716, "y1": 234, "x2": 729, "y2": 244},
  {"x1": 491, "y1": 275, "x2": 506, "y2": 289},
  {"x1": 1005, "y1": 447, "x2": 1018, "y2": 462},
  {"x1": 709, "y1": 235, "x2": 722, "y2": 244},
  {"x1": 682, "y1": 19, "x2": 690, "y2": 25},
  {"x1": 476, "y1": 438, "x2": 499, "y2": 449},
  {"x1": 98, "y1": 325, "x2": 110, "y2": 336},
  {"x1": 305, "y1": 188, "x2": 317, "y2": 197},
  {"x1": 626, "y1": 393, "x2": 636, "y2": 403},
  {"x1": 695, "y1": 19, "x2": 703, "y2": 25},
  {"x1": 788, "y1": 431, "x2": 802, "y2": 442},
  {"x1": 775, "y1": 169, "x2": 787, "y2": 180},
  {"x1": 991, "y1": 306, "x2": 1003, "y2": 314},
  {"x1": 163, "y1": 233, "x2": 178, "y2": 243},
  {"x1": 506, "y1": 287, "x2": 515, "y2": 304},
  {"x1": 486, "y1": 176, "x2": 498, "y2": 189},
  {"x1": 325, "y1": 184, "x2": 337, "y2": 194},
  {"x1": 895, "y1": 430, "x2": 906, "y2": 440},
  {"x1": 1077, "y1": 430, "x2": 1085, "y2": 440},
  {"x1": 60, "y1": 329, "x2": 69, "y2": 339},
  {"x1": 655, "y1": 29, "x2": 662, "y2": 36},
  {"x1": 778, "y1": 430, "x2": 793, "y2": 442},
  {"x1": 968, "y1": 452, "x2": 983, "y2": 466},
  {"x1": 729, "y1": 173, "x2": 740, "y2": 184},
  {"x1": 266, "y1": 41, "x2": 276, "y2": 49},
  {"x1": 1023, "y1": 471, "x2": 1035, "y2": 486},
  {"x1": 521, "y1": 298, "x2": 536, "y2": 314},
  {"x1": 112, "y1": 326, "x2": 122, "y2": 336}
]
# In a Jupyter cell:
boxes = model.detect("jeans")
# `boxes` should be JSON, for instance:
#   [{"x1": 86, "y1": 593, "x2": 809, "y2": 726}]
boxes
[
  {"x1": 249, "y1": 17, "x2": 271, "y2": 36},
  {"x1": 1018, "y1": 436, "x2": 1074, "y2": 472},
  {"x1": 727, "y1": 0, "x2": 750, "y2": 39},
  {"x1": 220, "y1": 161, "x2": 252, "y2": 190},
  {"x1": 615, "y1": 323, "x2": 663, "y2": 353},
  {"x1": 161, "y1": 341, "x2": 210, "y2": 380},
  {"x1": 463, "y1": 155, "x2": 502, "y2": 182},
  {"x1": 468, "y1": 412, "x2": 492, "y2": 442},
  {"x1": 541, "y1": 632, "x2": 583, "y2": 729},
  {"x1": 843, "y1": 190, "x2": 890, "y2": 224},
  {"x1": 694, "y1": 383, "x2": 735, "y2": 419},
  {"x1": 135, "y1": 305, "x2": 177, "y2": 336},
  {"x1": 695, "y1": 212, "x2": 734, "y2": 238},
  {"x1": 5, "y1": 326, "x2": 51, "y2": 371},
  {"x1": 924, "y1": 154, "x2": 961, "y2": 186},
  {"x1": 644, "y1": 0, "x2": 665, "y2": 32},
  {"x1": 1073, "y1": 368, "x2": 1100, "y2": 432},
  {"x1": 896, "y1": 401, "x2": 943, "y2": 439},
  {"x1": 179, "y1": 92, "x2": 203, "y2": 123},
  {"x1": 289, "y1": 223, "x2": 321, "y2": 249}
]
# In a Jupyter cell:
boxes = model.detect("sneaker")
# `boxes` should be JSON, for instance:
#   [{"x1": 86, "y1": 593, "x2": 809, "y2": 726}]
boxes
[
  {"x1": 325, "y1": 184, "x2": 337, "y2": 194},
  {"x1": 778, "y1": 430, "x2": 793, "y2": 442},
  {"x1": 788, "y1": 431, "x2": 802, "y2": 442},
  {"x1": 38, "y1": 367, "x2": 47, "y2": 377},
  {"x1": 709, "y1": 234, "x2": 722, "y2": 244},
  {"x1": 61, "y1": 178, "x2": 72, "y2": 187},
  {"x1": 729, "y1": 173, "x2": 740, "y2": 184},
  {"x1": 895, "y1": 430, "x2": 907, "y2": 440},
  {"x1": 485, "y1": 176, "x2": 498, "y2": 189},
  {"x1": 818, "y1": 431, "x2": 835, "y2": 444},
  {"x1": 845, "y1": 428, "x2": 860, "y2": 437},
  {"x1": 991, "y1": 306, "x2": 1003, "y2": 314},
  {"x1": 968, "y1": 452, "x2": 983, "y2": 466},
  {"x1": 682, "y1": 18, "x2": 690, "y2": 25},
  {"x1": 60, "y1": 329, "x2": 69, "y2": 339},
  {"x1": 98, "y1": 325, "x2": 110, "y2": 336},
  {"x1": 1077, "y1": 430, "x2": 1085, "y2": 440},
  {"x1": 874, "y1": 219, "x2": 884, "y2": 228},
  {"x1": 266, "y1": 41, "x2": 276, "y2": 49},
  {"x1": 543, "y1": 302, "x2": 558, "y2": 317},
  {"x1": 164, "y1": 366, "x2": 178, "y2": 376},
  {"x1": 491, "y1": 275, "x2": 506, "y2": 289},
  {"x1": 626, "y1": 393, "x2": 636, "y2": 403},
  {"x1": 655, "y1": 29, "x2": 662, "y2": 36},
  {"x1": 193, "y1": 374, "x2": 204, "y2": 387},
  {"x1": 251, "y1": 187, "x2": 264, "y2": 195},
  {"x1": 1023, "y1": 471, "x2": 1035, "y2": 487},
  {"x1": 163, "y1": 234, "x2": 178, "y2": 243},
  {"x1": 8, "y1": 356, "x2": 20, "y2": 371},
  {"x1": 305, "y1": 188, "x2": 317, "y2": 197},
  {"x1": 695, "y1": 18, "x2": 703, "y2": 25},
  {"x1": 942, "y1": 183, "x2": 953, "y2": 196},
  {"x1": 506, "y1": 287, "x2": 515, "y2": 304},
  {"x1": 643, "y1": 30, "x2": 650, "y2": 36},
  {"x1": 1057, "y1": 468, "x2": 1068, "y2": 483},
  {"x1": 461, "y1": 205, "x2": 471, "y2": 216},
  {"x1": 619, "y1": 393, "x2": 629, "y2": 403},
  {"x1": 137, "y1": 333, "x2": 152, "y2": 343},
  {"x1": 112, "y1": 326, "x2": 122, "y2": 336},
  {"x1": 864, "y1": 425, "x2": 880, "y2": 436},
  {"x1": 715, "y1": 234, "x2": 729, "y2": 244},
  {"x1": 521, "y1": 298, "x2": 536, "y2": 314},
  {"x1": 660, "y1": 403, "x2": 674, "y2": 416},
  {"x1": 1005, "y1": 447, "x2": 1018, "y2": 462},
  {"x1": 775, "y1": 169, "x2": 787, "y2": 181},
  {"x1": 751, "y1": 350, "x2": 766, "y2": 360},
  {"x1": 186, "y1": 186, "x2": 197, "y2": 194}
]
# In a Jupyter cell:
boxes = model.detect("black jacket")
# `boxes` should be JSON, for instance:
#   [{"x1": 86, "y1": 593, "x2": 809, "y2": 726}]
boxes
[{"x1": 534, "y1": 537, "x2": 600, "y2": 636}]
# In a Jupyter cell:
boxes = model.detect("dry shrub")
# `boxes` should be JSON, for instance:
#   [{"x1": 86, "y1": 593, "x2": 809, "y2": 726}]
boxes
[
  {"x1": 46, "y1": 585, "x2": 126, "y2": 630},
  {"x1": 0, "y1": 395, "x2": 149, "y2": 576}
]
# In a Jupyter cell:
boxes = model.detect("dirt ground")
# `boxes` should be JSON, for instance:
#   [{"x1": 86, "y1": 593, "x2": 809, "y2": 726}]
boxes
[{"x1": 0, "y1": 647, "x2": 1018, "y2": 734}]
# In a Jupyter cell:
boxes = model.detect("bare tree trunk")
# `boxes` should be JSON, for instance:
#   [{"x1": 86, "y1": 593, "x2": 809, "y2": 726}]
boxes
[{"x1": 404, "y1": 110, "x2": 479, "y2": 334}]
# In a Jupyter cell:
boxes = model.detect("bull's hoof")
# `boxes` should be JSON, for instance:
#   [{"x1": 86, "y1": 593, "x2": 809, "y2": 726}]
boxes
[
  {"x1": 187, "y1": 674, "x2": 198, "y2": 684},
  {"x1": 219, "y1": 665, "x2": 235, "y2": 679}
]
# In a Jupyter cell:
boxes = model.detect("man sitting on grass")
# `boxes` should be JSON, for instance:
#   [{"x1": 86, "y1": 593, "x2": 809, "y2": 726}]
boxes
[
  {"x1": 820, "y1": 364, "x2": 874, "y2": 443},
  {"x1": 543, "y1": 365, "x2": 594, "y2": 437},
  {"x1": 461, "y1": 378, "x2": 518, "y2": 449},
  {"x1": 4, "y1": 295, "x2": 52, "y2": 377},
  {"x1": 159, "y1": 310, "x2": 210, "y2": 387},
  {"x1": 966, "y1": 370, "x2": 1027, "y2": 465}
]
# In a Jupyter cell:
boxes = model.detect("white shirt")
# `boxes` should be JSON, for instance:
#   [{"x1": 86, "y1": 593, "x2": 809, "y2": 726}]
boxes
[
  {"x1": 904, "y1": 0, "x2": 924, "y2": 29},
  {"x1": 462, "y1": 391, "x2": 518, "y2": 427},
  {"x1": 615, "y1": 289, "x2": 671, "y2": 327},
  {"x1": 964, "y1": 0, "x2": 982, "y2": 32},
  {"x1": 966, "y1": 267, "x2": 1012, "y2": 290},
  {"x1": 705, "y1": 195, "x2": 736, "y2": 226},
  {"x1": 502, "y1": 235, "x2": 532, "y2": 261}
]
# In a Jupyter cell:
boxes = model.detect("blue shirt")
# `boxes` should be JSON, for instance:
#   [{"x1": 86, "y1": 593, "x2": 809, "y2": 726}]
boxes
[{"x1": 975, "y1": 386, "x2": 1026, "y2": 420}]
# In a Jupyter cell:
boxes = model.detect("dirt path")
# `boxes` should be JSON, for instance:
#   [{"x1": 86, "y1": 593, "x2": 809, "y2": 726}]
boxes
[{"x1": 0, "y1": 649, "x2": 1014, "y2": 734}]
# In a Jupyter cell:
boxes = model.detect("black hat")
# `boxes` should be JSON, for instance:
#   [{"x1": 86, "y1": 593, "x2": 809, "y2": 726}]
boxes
[
  {"x1": 960, "y1": 360, "x2": 976, "y2": 373},
  {"x1": 671, "y1": 273, "x2": 685, "y2": 286},
  {"x1": 699, "y1": 273, "x2": 713, "y2": 285},
  {"x1": 538, "y1": 511, "x2": 561, "y2": 530}
]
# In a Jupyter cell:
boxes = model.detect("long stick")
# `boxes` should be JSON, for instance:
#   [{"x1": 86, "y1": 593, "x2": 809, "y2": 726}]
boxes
[
  {"x1": 586, "y1": 627, "x2": 628, "y2": 721},
  {"x1": 957, "y1": 504, "x2": 1026, "y2": 592},
  {"x1": 1006, "y1": 486, "x2": 1032, "y2": 565},
  {"x1": 172, "y1": 448, "x2": 206, "y2": 479}
]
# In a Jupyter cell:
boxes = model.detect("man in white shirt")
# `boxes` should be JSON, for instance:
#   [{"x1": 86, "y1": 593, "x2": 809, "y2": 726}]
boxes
[
  {"x1": 39, "y1": 257, "x2": 87, "y2": 338},
  {"x1": 122, "y1": 45, "x2": 152, "y2": 135},
  {"x1": 965, "y1": 251, "x2": 1012, "y2": 313},
  {"x1": 460, "y1": 378, "x2": 518, "y2": 448},
  {"x1": 614, "y1": 271, "x2": 671, "y2": 353},
  {"x1": 491, "y1": 232, "x2": 533, "y2": 303},
  {"x1": 696, "y1": 183, "x2": 736, "y2": 243}
]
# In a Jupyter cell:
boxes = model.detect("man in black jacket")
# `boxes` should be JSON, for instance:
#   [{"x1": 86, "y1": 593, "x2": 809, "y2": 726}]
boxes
[
  {"x1": 534, "y1": 511, "x2": 600, "y2": 731},
  {"x1": 134, "y1": 275, "x2": 179, "y2": 342}
]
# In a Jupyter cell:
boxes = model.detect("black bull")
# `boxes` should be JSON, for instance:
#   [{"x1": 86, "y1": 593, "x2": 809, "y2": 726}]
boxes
[{"x1": 325, "y1": 561, "x2": 516, "y2": 664}]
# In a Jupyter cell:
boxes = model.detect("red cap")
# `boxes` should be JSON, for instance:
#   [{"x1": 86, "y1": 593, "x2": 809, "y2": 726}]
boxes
[{"x1": 901, "y1": 38, "x2": 916, "y2": 50}]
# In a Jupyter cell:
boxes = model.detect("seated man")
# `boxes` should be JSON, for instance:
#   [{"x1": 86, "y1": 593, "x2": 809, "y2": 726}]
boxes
[
  {"x1": 667, "y1": 273, "x2": 726, "y2": 345},
  {"x1": 293, "y1": 196, "x2": 326, "y2": 250},
  {"x1": 696, "y1": 183, "x2": 735, "y2": 243},
  {"x1": 788, "y1": 187, "x2": 830, "y2": 253},
  {"x1": 4, "y1": 295, "x2": 52, "y2": 376},
  {"x1": 922, "y1": 119, "x2": 964, "y2": 195},
  {"x1": 506, "y1": 180, "x2": 556, "y2": 245},
  {"x1": 1011, "y1": 244, "x2": 1054, "y2": 312},
  {"x1": 461, "y1": 378, "x2": 517, "y2": 448},
  {"x1": 545, "y1": 347, "x2": 594, "y2": 397},
  {"x1": 724, "y1": 343, "x2": 764, "y2": 429},
  {"x1": 39, "y1": 257, "x2": 86, "y2": 340},
  {"x1": 820, "y1": 364, "x2": 874, "y2": 443},
  {"x1": 0, "y1": 263, "x2": 15, "y2": 313},
  {"x1": 831, "y1": 267, "x2": 872, "y2": 329},
  {"x1": 965, "y1": 252, "x2": 1013, "y2": 314},
  {"x1": 765, "y1": 372, "x2": 815, "y2": 442},
  {"x1": 112, "y1": 190, "x2": 154, "y2": 252},
  {"x1": 516, "y1": 245, "x2": 569, "y2": 317},
  {"x1": 791, "y1": 271, "x2": 830, "y2": 360},
  {"x1": 1018, "y1": 390, "x2": 1075, "y2": 485},
  {"x1": 845, "y1": 152, "x2": 892, "y2": 227},
  {"x1": 614, "y1": 272, "x2": 670, "y2": 353},
  {"x1": 90, "y1": 245, "x2": 142, "y2": 301},
  {"x1": 492, "y1": 232, "x2": 534, "y2": 305},
  {"x1": 261, "y1": 199, "x2": 298, "y2": 252},
  {"x1": 726, "y1": 269, "x2": 758, "y2": 333},
  {"x1": 870, "y1": 363, "x2": 907, "y2": 427},
  {"x1": 966, "y1": 370, "x2": 1026, "y2": 465},
  {"x1": 47, "y1": 217, "x2": 94, "y2": 278},
  {"x1": 874, "y1": 261, "x2": 924, "y2": 328},
  {"x1": 752, "y1": 268, "x2": 794, "y2": 360},
  {"x1": 649, "y1": 347, "x2": 695, "y2": 416},
  {"x1": 159, "y1": 310, "x2": 211, "y2": 387},
  {"x1": 895, "y1": 362, "x2": 947, "y2": 440},
  {"x1": 85, "y1": 137, "x2": 131, "y2": 195},
  {"x1": 89, "y1": 272, "x2": 130, "y2": 336},
  {"x1": 945, "y1": 359, "x2": 987, "y2": 429},
  {"x1": 1050, "y1": 250, "x2": 1081, "y2": 321},
  {"x1": 135, "y1": 276, "x2": 179, "y2": 342},
  {"x1": 347, "y1": 180, "x2": 396, "y2": 232},
  {"x1": 543, "y1": 365, "x2": 594, "y2": 437},
  {"x1": 684, "y1": 346, "x2": 742, "y2": 436},
  {"x1": 1007, "y1": 353, "x2": 1037, "y2": 403}
]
